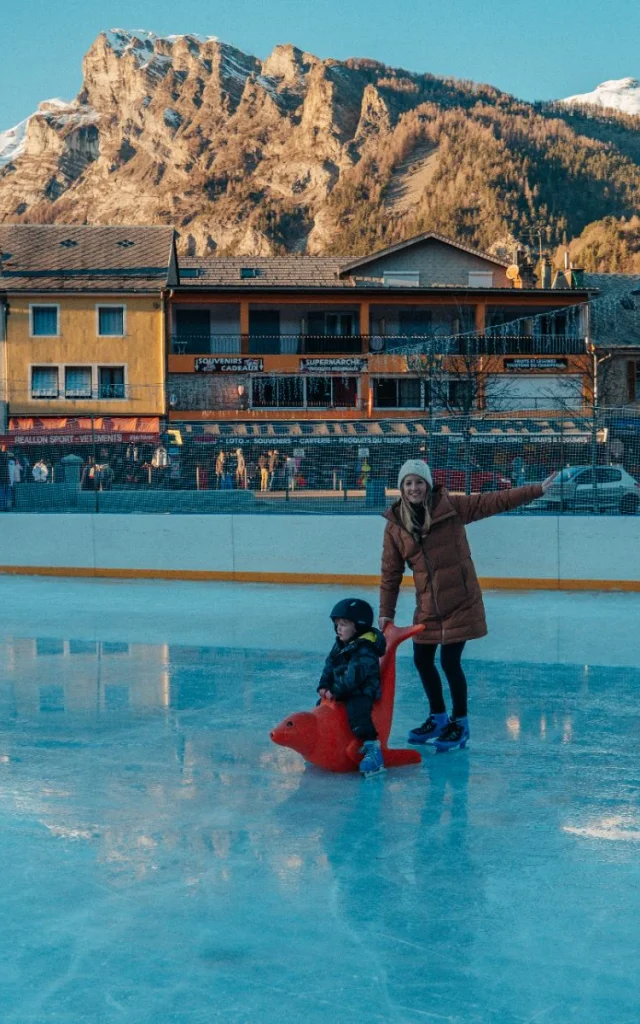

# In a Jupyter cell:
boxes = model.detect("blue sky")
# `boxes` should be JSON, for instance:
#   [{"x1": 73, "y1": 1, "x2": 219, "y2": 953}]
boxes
[{"x1": 2, "y1": 0, "x2": 639, "y2": 128}]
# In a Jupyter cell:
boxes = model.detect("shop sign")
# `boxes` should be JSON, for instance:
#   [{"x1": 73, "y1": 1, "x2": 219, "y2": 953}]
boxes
[
  {"x1": 299, "y1": 358, "x2": 368, "y2": 373},
  {"x1": 194, "y1": 357, "x2": 264, "y2": 373},
  {"x1": 504, "y1": 358, "x2": 569, "y2": 372},
  {"x1": 1, "y1": 432, "x2": 159, "y2": 446}
]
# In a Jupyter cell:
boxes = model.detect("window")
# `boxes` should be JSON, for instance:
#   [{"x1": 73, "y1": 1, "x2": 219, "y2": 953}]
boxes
[
  {"x1": 383, "y1": 271, "x2": 420, "y2": 288},
  {"x1": 65, "y1": 366, "x2": 92, "y2": 399},
  {"x1": 373, "y1": 377, "x2": 423, "y2": 409},
  {"x1": 574, "y1": 470, "x2": 594, "y2": 486},
  {"x1": 398, "y1": 310, "x2": 433, "y2": 337},
  {"x1": 31, "y1": 366, "x2": 59, "y2": 399},
  {"x1": 304, "y1": 377, "x2": 358, "y2": 408},
  {"x1": 31, "y1": 305, "x2": 59, "y2": 336},
  {"x1": 448, "y1": 379, "x2": 474, "y2": 410},
  {"x1": 468, "y1": 271, "x2": 494, "y2": 288},
  {"x1": 98, "y1": 366, "x2": 125, "y2": 399},
  {"x1": 97, "y1": 305, "x2": 125, "y2": 336},
  {"x1": 596, "y1": 468, "x2": 622, "y2": 484},
  {"x1": 307, "y1": 377, "x2": 332, "y2": 407},
  {"x1": 240, "y1": 267, "x2": 259, "y2": 279},
  {"x1": 252, "y1": 376, "x2": 304, "y2": 408},
  {"x1": 250, "y1": 376, "x2": 358, "y2": 409},
  {"x1": 307, "y1": 312, "x2": 356, "y2": 336},
  {"x1": 332, "y1": 377, "x2": 358, "y2": 407}
]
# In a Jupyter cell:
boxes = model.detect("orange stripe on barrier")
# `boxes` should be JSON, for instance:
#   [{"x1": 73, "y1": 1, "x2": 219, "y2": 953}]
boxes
[{"x1": 0, "y1": 565, "x2": 639, "y2": 592}]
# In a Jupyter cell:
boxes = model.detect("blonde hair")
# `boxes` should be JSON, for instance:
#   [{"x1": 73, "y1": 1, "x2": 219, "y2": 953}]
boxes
[{"x1": 399, "y1": 482, "x2": 432, "y2": 540}]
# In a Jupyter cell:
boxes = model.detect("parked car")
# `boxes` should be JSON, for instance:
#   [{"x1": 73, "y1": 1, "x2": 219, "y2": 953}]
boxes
[
  {"x1": 533, "y1": 465, "x2": 640, "y2": 514},
  {"x1": 432, "y1": 466, "x2": 512, "y2": 493}
]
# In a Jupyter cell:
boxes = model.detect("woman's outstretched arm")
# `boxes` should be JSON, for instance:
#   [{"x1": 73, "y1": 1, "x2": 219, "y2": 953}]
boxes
[{"x1": 448, "y1": 482, "x2": 545, "y2": 525}]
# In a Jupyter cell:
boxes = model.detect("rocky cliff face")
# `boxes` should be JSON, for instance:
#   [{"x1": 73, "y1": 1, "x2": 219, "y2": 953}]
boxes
[{"x1": 1, "y1": 29, "x2": 640, "y2": 261}]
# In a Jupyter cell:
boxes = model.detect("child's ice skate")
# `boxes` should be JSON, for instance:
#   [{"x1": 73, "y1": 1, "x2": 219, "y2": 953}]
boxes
[
  {"x1": 408, "y1": 712, "x2": 449, "y2": 745},
  {"x1": 434, "y1": 716, "x2": 470, "y2": 753},
  {"x1": 359, "y1": 740, "x2": 386, "y2": 777}
]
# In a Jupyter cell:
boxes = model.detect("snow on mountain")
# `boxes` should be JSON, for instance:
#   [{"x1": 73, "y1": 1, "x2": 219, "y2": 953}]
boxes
[
  {"x1": 104, "y1": 28, "x2": 219, "y2": 58},
  {"x1": 0, "y1": 117, "x2": 28, "y2": 167},
  {"x1": 0, "y1": 98, "x2": 99, "y2": 169},
  {"x1": 561, "y1": 77, "x2": 640, "y2": 116}
]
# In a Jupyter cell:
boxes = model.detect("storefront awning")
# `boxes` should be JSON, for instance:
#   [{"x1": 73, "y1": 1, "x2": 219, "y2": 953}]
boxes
[
  {"x1": 187, "y1": 419, "x2": 606, "y2": 445},
  {"x1": 2, "y1": 417, "x2": 160, "y2": 446}
]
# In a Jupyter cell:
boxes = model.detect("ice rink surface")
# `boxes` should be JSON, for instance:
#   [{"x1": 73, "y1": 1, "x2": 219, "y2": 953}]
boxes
[{"x1": 1, "y1": 577, "x2": 639, "y2": 1023}]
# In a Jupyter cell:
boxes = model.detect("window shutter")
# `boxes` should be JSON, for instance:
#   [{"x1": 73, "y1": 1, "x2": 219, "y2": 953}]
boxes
[
  {"x1": 32, "y1": 307, "x2": 58, "y2": 336},
  {"x1": 31, "y1": 366, "x2": 59, "y2": 398},
  {"x1": 65, "y1": 367, "x2": 93, "y2": 398},
  {"x1": 628, "y1": 361, "x2": 638, "y2": 402}
]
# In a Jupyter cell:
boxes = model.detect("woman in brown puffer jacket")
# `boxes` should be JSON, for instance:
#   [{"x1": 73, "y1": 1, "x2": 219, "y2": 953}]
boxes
[{"x1": 379, "y1": 459, "x2": 548, "y2": 751}]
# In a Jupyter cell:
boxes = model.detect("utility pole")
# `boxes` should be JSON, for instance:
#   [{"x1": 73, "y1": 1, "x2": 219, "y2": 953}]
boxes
[{"x1": 0, "y1": 298, "x2": 8, "y2": 434}]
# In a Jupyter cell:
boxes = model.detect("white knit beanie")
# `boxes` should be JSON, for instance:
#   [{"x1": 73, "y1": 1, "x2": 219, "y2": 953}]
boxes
[{"x1": 397, "y1": 459, "x2": 433, "y2": 491}]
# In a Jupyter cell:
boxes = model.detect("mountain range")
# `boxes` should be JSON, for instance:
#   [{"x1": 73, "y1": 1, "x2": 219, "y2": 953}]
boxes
[{"x1": 0, "y1": 29, "x2": 639, "y2": 271}]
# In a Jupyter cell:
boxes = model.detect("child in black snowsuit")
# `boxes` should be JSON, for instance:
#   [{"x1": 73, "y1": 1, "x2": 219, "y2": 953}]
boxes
[{"x1": 317, "y1": 598, "x2": 387, "y2": 776}]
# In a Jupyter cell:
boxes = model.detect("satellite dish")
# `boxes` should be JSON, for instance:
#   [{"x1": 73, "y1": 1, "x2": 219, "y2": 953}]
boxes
[{"x1": 506, "y1": 265, "x2": 520, "y2": 281}]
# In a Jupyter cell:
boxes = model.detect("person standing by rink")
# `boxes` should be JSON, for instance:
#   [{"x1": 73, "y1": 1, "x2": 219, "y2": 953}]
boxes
[{"x1": 378, "y1": 460, "x2": 556, "y2": 751}]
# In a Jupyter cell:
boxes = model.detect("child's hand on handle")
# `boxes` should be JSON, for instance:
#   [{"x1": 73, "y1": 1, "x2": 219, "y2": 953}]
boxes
[
  {"x1": 318, "y1": 688, "x2": 334, "y2": 701},
  {"x1": 378, "y1": 617, "x2": 394, "y2": 632},
  {"x1": 542, "y1": 471, "x2": 559, "y2": 494}
]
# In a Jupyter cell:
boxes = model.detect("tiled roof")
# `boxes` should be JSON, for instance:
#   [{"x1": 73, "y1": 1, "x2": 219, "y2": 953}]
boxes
[
  {"x1": 179, "y1": 256, "x2": 348, "y2": 288},
  {"x1": 587, "y1": 273, "x2": 640, "y2": 348},
  {"x1": 0, "y1": 225, "x2": 176, "y2": 291}
]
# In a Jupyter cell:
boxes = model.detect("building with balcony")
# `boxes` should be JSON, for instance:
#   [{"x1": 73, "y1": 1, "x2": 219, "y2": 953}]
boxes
[
  {"x1": 167, "y1": 233, "x2": 593, "y2": 436},
  {"x1": 0, "y1": 224, "x2": 177, "y2": 444}
]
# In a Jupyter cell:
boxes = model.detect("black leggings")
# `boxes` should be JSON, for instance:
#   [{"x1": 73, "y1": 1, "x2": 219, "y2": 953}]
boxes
[{"x1": 413, "y1": 642, "x2": 467, "y2": 719}]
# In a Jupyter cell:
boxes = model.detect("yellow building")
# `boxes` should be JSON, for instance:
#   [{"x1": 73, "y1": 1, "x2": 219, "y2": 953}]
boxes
[{"x1": 0, "y1": 225, "x2": 177, "y2": 440}]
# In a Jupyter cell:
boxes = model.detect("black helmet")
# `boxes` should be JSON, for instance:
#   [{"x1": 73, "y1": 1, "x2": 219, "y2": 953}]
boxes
[{"x1": 330, "y1": 598, "x2": 374, "y2": 633}]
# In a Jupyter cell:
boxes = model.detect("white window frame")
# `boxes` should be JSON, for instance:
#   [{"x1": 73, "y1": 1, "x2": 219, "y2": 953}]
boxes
[
  {"x1": 95, "y1": 303, "x2": 127, "y2": 338},
  {"x1": 30, "y1": 365, "x2": 60, "y2": 400},
  {"x1": 29, "y1": 303, "x2": 60, "y2": 338}
]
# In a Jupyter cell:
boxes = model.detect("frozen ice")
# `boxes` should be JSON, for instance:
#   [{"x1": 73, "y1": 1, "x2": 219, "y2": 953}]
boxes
[{"x1": 1, "y1": 577, "x2": 639, "y2": 1023}]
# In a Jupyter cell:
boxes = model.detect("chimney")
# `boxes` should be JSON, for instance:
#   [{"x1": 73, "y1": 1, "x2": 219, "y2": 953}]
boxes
[
  {"x1": 540, "y1": 257, "x2": 552, "y2": 289},
  {"x1": 563, "y1": 251, "x2": 573, "y2": 287}
]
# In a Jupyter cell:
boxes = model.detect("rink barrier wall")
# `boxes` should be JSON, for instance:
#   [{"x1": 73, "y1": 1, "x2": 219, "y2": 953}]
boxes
[{"x1": 0, "y1": 513, "x2": 639, "y2": 591}]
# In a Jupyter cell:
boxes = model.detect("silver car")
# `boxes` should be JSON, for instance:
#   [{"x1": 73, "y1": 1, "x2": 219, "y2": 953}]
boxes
[{"x1": 535, "y1": 465, "x2": 640, "y2": 514}]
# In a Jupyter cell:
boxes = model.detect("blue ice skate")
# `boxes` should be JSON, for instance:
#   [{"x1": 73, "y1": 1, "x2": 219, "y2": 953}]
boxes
[
  {"x1": 359, "y1": 740, "x2": 386, "y2": 778},
  {"x1": 408, "y1": 712, "x2": 449, "y2": 745},
  {"x1": 434, "y1": 716, "x2": 470, "y2": 753}
]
